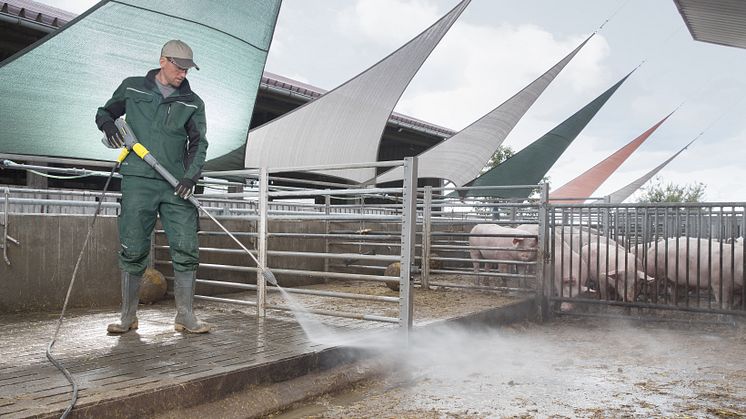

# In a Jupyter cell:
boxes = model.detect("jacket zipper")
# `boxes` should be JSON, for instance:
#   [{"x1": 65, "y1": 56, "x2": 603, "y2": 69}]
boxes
[{"x1": 166, "y1": 104, "x2": 172, "y2": 125}]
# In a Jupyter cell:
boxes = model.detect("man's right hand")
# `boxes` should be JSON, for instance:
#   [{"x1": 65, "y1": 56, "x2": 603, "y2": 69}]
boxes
[{"x1": 101, "y1": 121, "x2": 124, "y2": 148}]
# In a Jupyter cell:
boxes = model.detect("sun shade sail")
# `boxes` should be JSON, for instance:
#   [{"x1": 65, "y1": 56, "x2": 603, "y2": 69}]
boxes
[
  {"x1": 593, "y1": 138, "x2": 696, "y2": 204},
  {"x1": 550, "y1": 112, "x2": 672, "y2": 202},
  {"x1": 376, "y1": 34, "x2": 593, "y2": 186},
  {"x1": 460, "y1": 72, "x2": 632, "y2": 199},
  {"x1": 242, "y1": 0, "x2": 470, "y2": 183},
  {"x1": 0, "y1": 0, "x2": 280, "y2": 163}
]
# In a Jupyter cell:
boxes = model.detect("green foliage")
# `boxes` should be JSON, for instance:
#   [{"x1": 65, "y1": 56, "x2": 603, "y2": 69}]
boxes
[
  {"x1": 481, "y1": 145, "x2": 515, "y2": 173},
  {"x1": 637, "y1": 177, "x2": 706, "y2": 203}
]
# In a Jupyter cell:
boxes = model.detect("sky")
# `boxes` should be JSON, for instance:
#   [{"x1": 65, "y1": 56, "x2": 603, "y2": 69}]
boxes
[{"x1": 37, "y1": 0, "x2": 746, "y2": 202}]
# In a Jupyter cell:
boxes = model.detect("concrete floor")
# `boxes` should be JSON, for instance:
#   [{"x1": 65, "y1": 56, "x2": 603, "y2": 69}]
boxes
[{"x1": 0, "y1": 282, "x2": 532, "y2": 418}]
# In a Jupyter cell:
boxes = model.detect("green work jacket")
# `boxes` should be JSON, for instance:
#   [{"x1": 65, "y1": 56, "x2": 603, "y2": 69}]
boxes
[{"x1": 96, "y1": 69, "x2": 208, "y2": 182}]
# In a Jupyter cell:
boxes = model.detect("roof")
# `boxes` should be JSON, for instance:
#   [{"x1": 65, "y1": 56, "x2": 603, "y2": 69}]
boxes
[
  {"x1": 261, "y1": 71, "x2": 456, "y2": 138},
  {"x1": 0, "y1": 0, "x2": 76, "y2": 30},
  {"x1": 674, "y1": 0, "x2": 746, "y2": 49}
]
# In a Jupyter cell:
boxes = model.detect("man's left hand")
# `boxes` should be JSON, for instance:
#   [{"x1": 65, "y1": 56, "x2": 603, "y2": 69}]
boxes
[{"x1": 174, "y1": 178, "x2": 196, "y2": 199}]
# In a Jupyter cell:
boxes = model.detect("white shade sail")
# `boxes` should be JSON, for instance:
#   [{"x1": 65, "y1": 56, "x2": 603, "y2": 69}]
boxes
[
  {"x1": 375, "y1": 34, "x2": 592, "y2": 186},
  {"x1": 244, "y1": 0, "x2": 470, "y2": 182}
]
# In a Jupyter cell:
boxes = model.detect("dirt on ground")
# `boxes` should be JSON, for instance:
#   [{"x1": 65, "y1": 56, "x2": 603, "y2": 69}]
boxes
[{"x1": 269, "y1": 316, "x2": 746, "y2": 419}]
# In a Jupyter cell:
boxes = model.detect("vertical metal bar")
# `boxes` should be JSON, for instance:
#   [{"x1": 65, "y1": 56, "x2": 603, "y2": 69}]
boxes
[
  {"x1": 684, "y1": 207, "x2": 690, "y2": 308},
  {"x1": 399, "y1": 157, "x2": 417, "y2": 331},
  {"x1": 730, "y1": 205, "x2": 737, "y2": 310},
  {"x1": 537, "y1": 183, "x2": 549, "y2": 321},
  {"x1": 257, "y1": 167, "x2": 269, "y2": 317},
  {"x1": 741, "y1": 209, "x2": 745, "y2": 310},
  {"x1": 3, "y1": 187, "x2": 9, "y2": 265},
  {"x1": 324, "y1": 194, "x2": 331, "y2": 280},
  {"x1": 718, "y1": 206, "x2": 724, "y2": 309},
  {"x1": 707, "y1": 206, "x2": 713, "y2": 309},
  {"x1": 421, "y1": 186, "x2": 432, "y2": 290},
  {"x1": 696, "y1": 208, "x2": 702, "y2": 307}
]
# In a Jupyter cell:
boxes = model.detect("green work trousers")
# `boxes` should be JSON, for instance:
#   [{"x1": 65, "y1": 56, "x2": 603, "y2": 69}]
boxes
[{"x1": 118, "y1": 175, "x2": 199, "y2": 276}]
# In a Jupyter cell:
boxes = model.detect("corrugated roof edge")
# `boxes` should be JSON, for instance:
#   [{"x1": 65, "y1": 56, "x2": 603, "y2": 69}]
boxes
[
  {"x1": 261, "y1": 71, "x2": 456, "y2": 138},
  {"x1": 1, "y1": 0, "x2": 76, "y2": 27}
]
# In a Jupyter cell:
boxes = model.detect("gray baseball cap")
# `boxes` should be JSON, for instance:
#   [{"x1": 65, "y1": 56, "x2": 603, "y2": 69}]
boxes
[{"x1": 161, "y1": 39, "x2": 200, "y2": 70}]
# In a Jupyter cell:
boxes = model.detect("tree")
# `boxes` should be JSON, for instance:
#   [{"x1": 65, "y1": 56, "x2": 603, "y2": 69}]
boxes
[
  {"x1": 478, "y1": 145, "x2": 549, "y2": 200},
  {"x1": 481, "y1": 145, "x2": 515, "y2": 173},
  {"x1": 637, "y1": 177, "x2": 706, "y2": 203}
]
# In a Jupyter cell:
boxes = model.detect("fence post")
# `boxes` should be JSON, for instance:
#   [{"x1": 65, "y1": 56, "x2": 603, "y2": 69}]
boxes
[
  {"x1": 324, "y1": 193, "x2": 331, "y2": 281},
  {"x1": 400, "y1": 157, "x2": 418, "y2": 333},
  {"x1": 536, "y1": 183, "x2": 550, "y2": 322},
  {"x1": 422, "y1": 185, "x2": 432, "y2": 290},
  {"x1": 257, "y1": 167, "x2": 269, "y2": 317},
  {"x1": 3, "y1": 187, "x2": 9, "y2": 265}
]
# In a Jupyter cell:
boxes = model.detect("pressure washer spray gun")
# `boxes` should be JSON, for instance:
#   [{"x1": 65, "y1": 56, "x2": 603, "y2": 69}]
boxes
[{"x1": 113, "y1": 118, "x2": 278, "y2": 286}]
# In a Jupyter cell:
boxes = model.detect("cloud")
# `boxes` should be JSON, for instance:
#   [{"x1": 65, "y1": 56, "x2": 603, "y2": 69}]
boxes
[{"x1": 333, "y1": 0, "x2": 610, "y2": 130}]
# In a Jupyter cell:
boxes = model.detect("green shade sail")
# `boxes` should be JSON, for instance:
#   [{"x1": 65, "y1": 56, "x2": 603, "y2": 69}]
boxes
[
  {"x1": 0, "y1": 0, "x2": 280, "y2": 164},
  {"x1": 460, "y1": 72, "x2": 632, "y2": 199}
]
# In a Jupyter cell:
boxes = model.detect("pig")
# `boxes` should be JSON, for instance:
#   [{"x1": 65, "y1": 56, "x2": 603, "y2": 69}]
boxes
[
  {"x1": 516, "y1": 223, "x2": 539, "y2": 236},
  {"x1": 551, "y1": 234, "x2": 589, "y2": 307},
  {"x1": 582, "y1": 242, "x2": 654, "y2": 302},
  {"x1": 554, "y1": 226, "x2": 617, "y2": 256},
  {"x1": 468, "y1": 224, "x2": 537, "y2": 285},
  {"x1": 646, "y1": 238, "x2": 744, "y2": 309}
]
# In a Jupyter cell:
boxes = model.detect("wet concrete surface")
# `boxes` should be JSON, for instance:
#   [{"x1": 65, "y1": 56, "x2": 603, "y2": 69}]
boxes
[
  {"x1": 0, "y1": 274, "x2": 526, "y2": 418},
  {"x1": 270, "y1": 316, "x2": 746, "y2": 418}
]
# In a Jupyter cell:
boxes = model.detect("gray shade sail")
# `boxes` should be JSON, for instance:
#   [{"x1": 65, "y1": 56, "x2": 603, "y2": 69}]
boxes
[
  {"x1": 243, "y1": 0, "x2": 470, "y2": 183},
  {"x1": 376, "y1": 34, "x2": 592, "y2": 186},
  {"x1": 0, "y1": 0, "x2": 280, "y2": 163},
  {"x1": 593, "y1": 138, "x2": 696, "y2": 204}
]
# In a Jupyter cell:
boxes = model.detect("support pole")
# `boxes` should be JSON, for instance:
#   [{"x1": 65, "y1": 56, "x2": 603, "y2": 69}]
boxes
[
  {"x1": 399, "y1": 157, "x2": 418, "y2": 332},
  {"x1": 257, "y1": 167, "x2": 269, "y2": 317},
  {"x1": 324, "y1": 194, "x2": 331, "y2": 282}
]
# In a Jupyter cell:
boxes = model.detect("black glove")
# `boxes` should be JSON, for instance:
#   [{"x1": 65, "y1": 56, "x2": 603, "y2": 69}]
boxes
[
  {"x1": 174, "y1": 178, "x2": 196, "y2": 199},
  {"x1": 101, "y1": 121, "x2": 124, "y2": 149}
]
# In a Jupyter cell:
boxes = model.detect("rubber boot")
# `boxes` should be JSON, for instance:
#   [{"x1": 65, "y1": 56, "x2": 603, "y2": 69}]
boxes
[
  {"x1": 174, "y1": 271, "x2": 210, "y2": 333},
  {"x1": 107, "y1": 271, "x2": 141, "y2": 333}
]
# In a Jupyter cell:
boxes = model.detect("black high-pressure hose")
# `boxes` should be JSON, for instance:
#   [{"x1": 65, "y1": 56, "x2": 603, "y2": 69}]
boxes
[{"x1": 46, "y1": 150, "x2": 126, "y2": 419}]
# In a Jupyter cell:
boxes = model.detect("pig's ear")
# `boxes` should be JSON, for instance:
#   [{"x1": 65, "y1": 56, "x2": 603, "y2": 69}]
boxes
[{"x1": 512, "y1": 237, "x2": 524, "y2": 245}]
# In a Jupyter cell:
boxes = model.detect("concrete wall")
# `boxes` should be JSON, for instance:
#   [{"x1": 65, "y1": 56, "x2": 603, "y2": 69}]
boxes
[
  {"x1": 0, "y1": 214, "x2": 355, "y2": 313},
  {"x1": 0, "y1": 214, "x2": 120, "y2": 313}
]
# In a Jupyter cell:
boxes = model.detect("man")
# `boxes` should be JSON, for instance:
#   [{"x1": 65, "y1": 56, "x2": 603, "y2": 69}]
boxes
[{"x1": 96, "y1": 40, "x2": 209, "y2": 334}]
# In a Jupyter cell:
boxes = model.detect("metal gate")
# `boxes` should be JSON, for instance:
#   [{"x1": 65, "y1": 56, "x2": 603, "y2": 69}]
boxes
[{"x1": 545, "y1": 202, "x2": 746, "y2": 317}]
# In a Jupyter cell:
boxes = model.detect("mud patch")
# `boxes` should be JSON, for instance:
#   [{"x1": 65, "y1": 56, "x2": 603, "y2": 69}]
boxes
[{"x1": 272, "y1": 316, "x2": 746, "y2": 418}]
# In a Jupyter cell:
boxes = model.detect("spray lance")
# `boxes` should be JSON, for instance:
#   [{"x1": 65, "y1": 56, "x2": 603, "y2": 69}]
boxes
[{"x1": 113, "y1": 118, "x2": 278, "y2": 286}]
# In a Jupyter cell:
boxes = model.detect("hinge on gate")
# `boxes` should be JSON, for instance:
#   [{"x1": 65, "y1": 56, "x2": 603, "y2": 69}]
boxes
[
  {"x1": 0, "y1": 220, "x2": 20, "y2": 266},
  {"x1": 2, "y1": 188, "x2": 19, "y2": 265}
]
